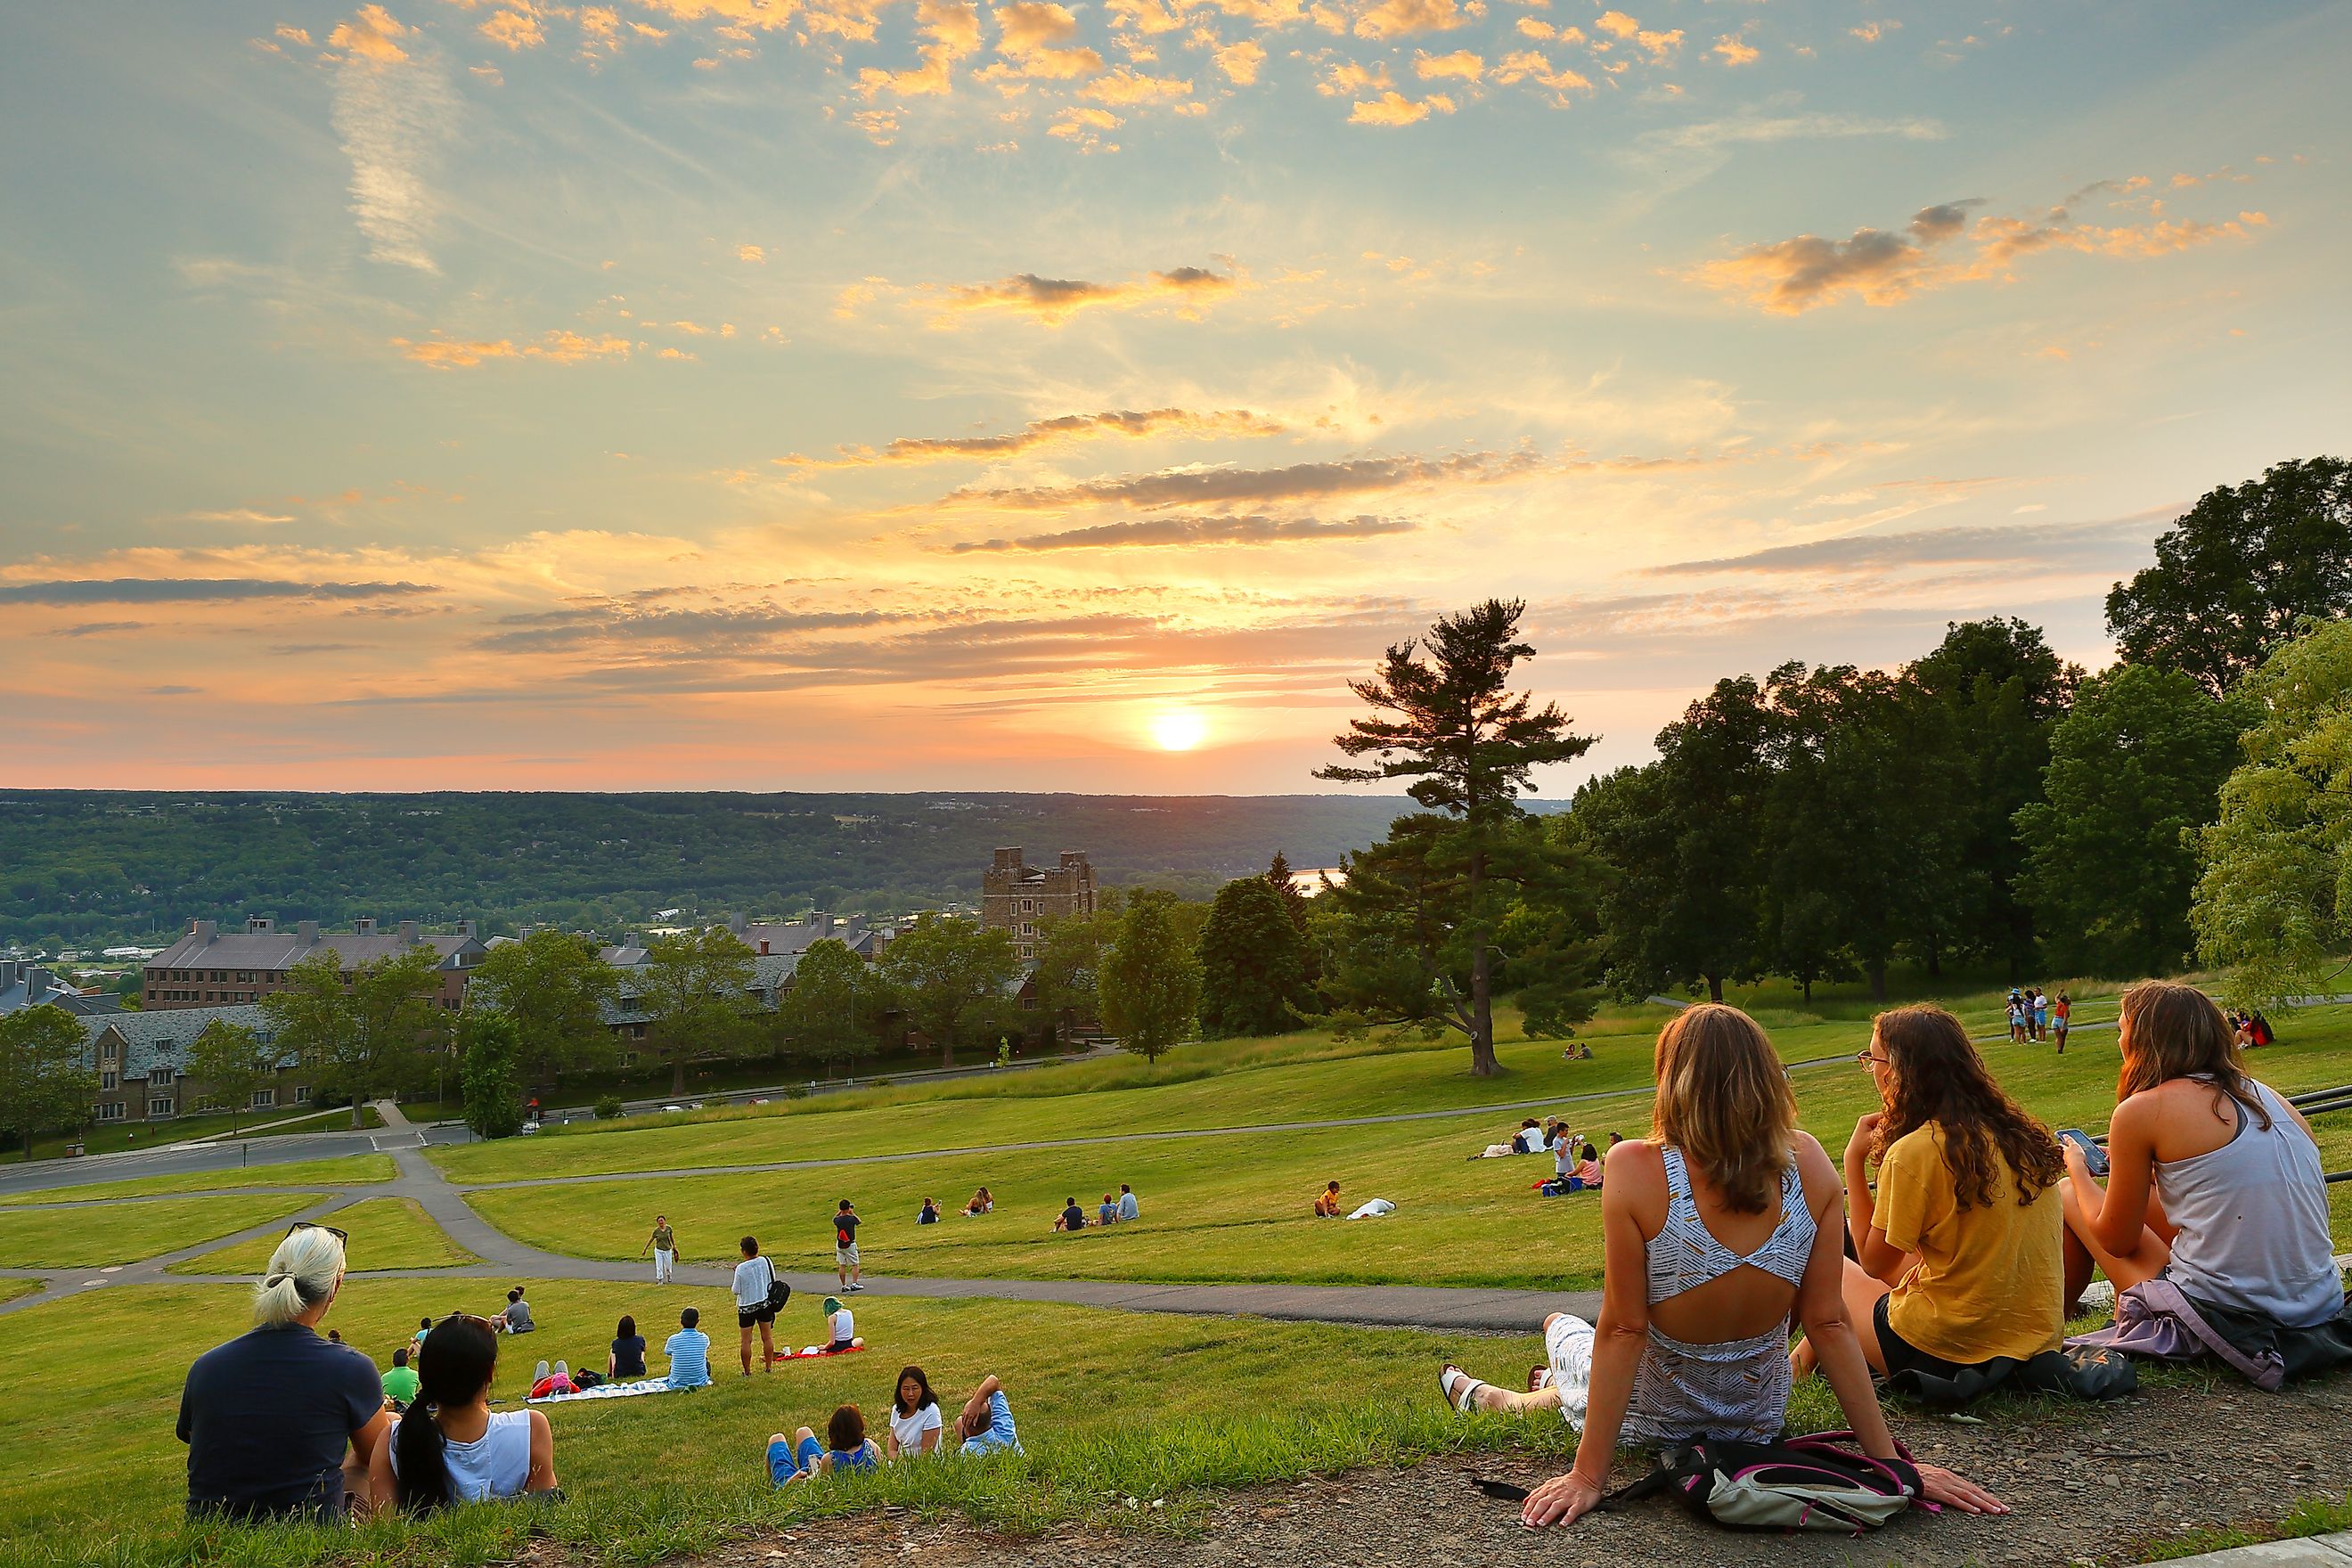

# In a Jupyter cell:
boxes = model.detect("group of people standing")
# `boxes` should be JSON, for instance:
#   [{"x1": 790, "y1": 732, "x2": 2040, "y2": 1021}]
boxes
[
  {"x1": 1437, "y1": 982, "x2": 2352, "y2": 1529},
  {"x1": 2006, "y1": 987, "x2": 2070, "y2": 1049}
]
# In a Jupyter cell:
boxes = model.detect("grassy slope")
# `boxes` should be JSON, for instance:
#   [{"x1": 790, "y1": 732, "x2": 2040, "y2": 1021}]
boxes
[
  {"x1": 0, "y1": 1156, "x2": 396, "y2": 1207},
  {"x1": 0, "y1": 1279, "x2": 1558, "y2": 1568},
  {"x1": 462, "y1": 995, "x2": 2352, "y2": 1293},
  {"x1": 0, "y1": 1278, "x2": 40, "y2": 1306},
  {"x1": 29, "y1": 1106, "x2": 384, "y2": 1162},
  {"x1": 0, "y1": 1193, "x2": 325, "y2": 1270},
  {"x1": 166, "y1": 1198, "x2": 478, "y2": 1277}
]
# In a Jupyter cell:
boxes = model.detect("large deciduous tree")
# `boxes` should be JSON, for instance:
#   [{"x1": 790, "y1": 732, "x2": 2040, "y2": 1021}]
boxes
[
  {"x1": 776, "y1": 937, "x2": 885, "y2": 1072},
  {"x1": 1033, "y1": 908, "x2": 1114, "y2": 1041},
  {"x1": 1314, "y1": 599, "x2": 1594, "y2": 1075},
  {"x1": 876, "y1": 914, "x2": 1022, "y2": 1068},
  {"x1": 2107, "y1": 456, "x2": 2352, "y2": 696},
  {"x1": 0, "y1": 1005, "x2": 96, "y2": 1159},
  {"x1": 1099, "y1": 889, "x2": 1203, "y2": 1063},
  {"x1": 263, "y1": 945, "x2": 448, "y2": 1126},
  {"x1": 2016, "y1": 664, "x2": 2251, "y2": 977},
  {"x1": 187, "y1": 1017, "x2": 280, "y2": 1133},
  {"x1": 641, "y1": 927, "x2": 760, "y2": 1094},
  {"x1": 1196, "y1": 875, "x2": 1312, "y2": 1037},
  {"x1": 467, "y1": 927, "x2": 621, "y2": 1091},
  {"x1": 461, "y1": 1009, "x2": 527, "y2": 1139},
  {"x1": 2193, "y1": 618, "x2": 2352, "y2": 1006}
]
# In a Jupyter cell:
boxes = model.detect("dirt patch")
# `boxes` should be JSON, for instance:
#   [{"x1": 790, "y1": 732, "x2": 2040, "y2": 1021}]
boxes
[{"x1": 685, "y1": 1374, "x2": 2352, "y2": 1568}]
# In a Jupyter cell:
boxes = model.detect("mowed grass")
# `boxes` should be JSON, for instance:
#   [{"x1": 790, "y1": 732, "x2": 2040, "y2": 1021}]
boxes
[
  {"x1": 0, "y1": 1278, "x2": 1564, "y2": 1568},
  {"x1": 167, "y1": 1198, "x2": 478, "y2": 1277},
  {"x1": 462, "y1": 1000, "x2": 2352, "y2": 1293},
  {"x1": 0, "y1": 1278, "x2": 42, "y2": 1306},
  {"x1": 0, "y1": 1156, "x2": 396, "y2": 1207},
  {"x1": 0, "y1": 1193, "x2": 326, "y2": 1270}
]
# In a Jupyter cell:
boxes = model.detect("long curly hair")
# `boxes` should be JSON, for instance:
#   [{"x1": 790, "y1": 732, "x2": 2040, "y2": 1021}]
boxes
[
  {"x1": 1870, "y1": 1004, "x2": 2062, "y2": 1209},
  {"x1": 1651, "y1": 1003, "x2": 1797, "y2": 1214}
]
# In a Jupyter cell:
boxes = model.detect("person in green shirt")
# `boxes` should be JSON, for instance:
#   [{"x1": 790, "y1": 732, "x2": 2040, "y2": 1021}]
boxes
[
  {"x1": 641, "y1": 1214, "x2": 679, "y2": 1285},
  {"x1": 381, "y1": 1347, "x2": 420, "y2": 1409}
]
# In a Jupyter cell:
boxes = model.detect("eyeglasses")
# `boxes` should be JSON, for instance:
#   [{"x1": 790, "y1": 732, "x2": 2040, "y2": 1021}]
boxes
[
  {"x1": 286, "y1": 1221, "x2": 349, "y2": 1245},
  {"x1": 1854, "y1": 1049, "x2": 1891, "y2": 1067}
]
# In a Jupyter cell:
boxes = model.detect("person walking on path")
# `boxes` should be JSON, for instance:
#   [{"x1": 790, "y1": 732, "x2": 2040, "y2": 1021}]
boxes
[
  {"x1": 732, "y1": 1237, "x2": 781, "y2": 1375},
  {"x1": 833, "y1": 1200, "x2": 863, "y2": 1293},
  {"x1": 641, "y1": 1214, "x2": 678, "y2": 1285}
]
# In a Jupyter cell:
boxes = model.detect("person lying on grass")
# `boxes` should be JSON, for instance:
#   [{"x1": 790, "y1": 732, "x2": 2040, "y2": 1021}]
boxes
[
  {"x1": 371, "y1": 1314, "x2": 558, "y2": 1511},
  {"x1": 947, "y1": 1375, "x2": 1021, "y2": 1456},
  {"x1": 2063, "y1": 982, "x2": 2352, "y2": 1382},
  {"x1": 179, "y1": 1221, "x2": 392, "y2": 1523},
  {"x1": 1789, "y1": 1005, "x2": 2065, "y2": 1389},
  {"x1": 886, "y1": 1365, "x2": 943, "y2": 1458},
  {"x1": 768, "y1": 1405, "x2": 879, "y2": 1484},
  {"x1": 1437, "y1": 1004, "x2": 2005, "y2": 1530}
]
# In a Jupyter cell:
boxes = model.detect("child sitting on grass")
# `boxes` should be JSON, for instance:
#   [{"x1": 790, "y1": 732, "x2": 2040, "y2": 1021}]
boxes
[
  {"x1": 768, "y1": 1405, "x2": 879, "y2": 1483},
  {"x1": 1314, "y1": 1180, "x2": 1342, "y2": 1218},
  {"x1": 665, "y1": 1308, "x2": 711, "y2": 1390}
]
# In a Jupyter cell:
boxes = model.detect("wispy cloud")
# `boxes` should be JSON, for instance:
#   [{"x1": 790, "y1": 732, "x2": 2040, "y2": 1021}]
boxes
[
  {"x1": 392, "y1": 331, "x2": 634, "y2": 366},
  {"x1": 950, "y1": 513, "x2": 1419, "y2": 551},
  {"x1": 853, "y1": 263, "x2": 1249, "y2": 326},
  {"x1": 0, "y1": 578, "x2": 442, "y2": 605},
  {"x1": 784, "y1": 406, "x2": 1285, "y2": 468},
  {"x1": 945, "y1": 449, "x2": 1540, "y2": 509},
  {"x1": 1641, "y1": 514, "x2": 2166, "y2": 576},
  {"x1": 328, "y1": 5, "x2": 458, "y2": 273}
]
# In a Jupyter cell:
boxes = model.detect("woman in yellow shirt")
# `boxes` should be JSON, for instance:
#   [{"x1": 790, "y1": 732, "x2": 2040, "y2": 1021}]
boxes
[{"x1": 1794, "y1": 1004, "x2": 2067, "y2": 1384}]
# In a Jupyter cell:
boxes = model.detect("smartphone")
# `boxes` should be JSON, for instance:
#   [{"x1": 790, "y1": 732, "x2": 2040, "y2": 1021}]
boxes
[{"x1": 2057, "y1": 1128, "x2": 2110, "y2": 1178}]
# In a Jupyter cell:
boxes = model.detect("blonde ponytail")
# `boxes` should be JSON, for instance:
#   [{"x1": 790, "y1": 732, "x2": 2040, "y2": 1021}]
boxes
[{"x1": 253, "y1": 1225, "x2": 346, "y2": 1327}]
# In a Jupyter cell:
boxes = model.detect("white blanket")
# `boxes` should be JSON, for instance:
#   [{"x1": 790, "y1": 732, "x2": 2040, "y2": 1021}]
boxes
[{"x1": 527, "y1": 1377, "x2": 696, "y2": 1405}]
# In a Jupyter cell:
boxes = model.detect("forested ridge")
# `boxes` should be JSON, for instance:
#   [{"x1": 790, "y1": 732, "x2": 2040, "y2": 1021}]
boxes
[{"x1": 0, "y1": 790, "x2": 1446, "y2": 947}]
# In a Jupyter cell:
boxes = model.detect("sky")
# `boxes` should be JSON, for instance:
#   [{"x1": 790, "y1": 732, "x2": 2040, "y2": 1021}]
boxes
[{"x1": 2, "y1": 0, "x2": 2347, "y2": 796}]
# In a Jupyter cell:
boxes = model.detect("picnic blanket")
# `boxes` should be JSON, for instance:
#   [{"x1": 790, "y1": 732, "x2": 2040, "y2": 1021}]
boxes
[
  {"x1": 772, "y1": 1338, "x2": 866, "y2": 1361},
  {"x1": 527, "y1": 1377, "x2": 696, "y2": 1406}
]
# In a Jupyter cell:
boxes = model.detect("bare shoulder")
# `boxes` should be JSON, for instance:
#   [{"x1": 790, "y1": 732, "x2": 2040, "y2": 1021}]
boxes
[
  {"x1": 1790, "y1": 1131, "x2": 1842, "y2": 1204},
  {"x1": 1602, "y1": 1136, "x2": 1664, "y2": 1183}
]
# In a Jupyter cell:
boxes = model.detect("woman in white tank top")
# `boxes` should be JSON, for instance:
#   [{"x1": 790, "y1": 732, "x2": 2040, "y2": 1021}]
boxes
[{"x1": 368, "y1": 1314, "x2": 559, "y2": 1511}]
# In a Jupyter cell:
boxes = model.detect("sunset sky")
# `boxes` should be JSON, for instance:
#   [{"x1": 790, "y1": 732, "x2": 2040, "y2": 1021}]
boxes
[{"x1": 4, "y1": 1, "x2": 2346, "y2": 795}]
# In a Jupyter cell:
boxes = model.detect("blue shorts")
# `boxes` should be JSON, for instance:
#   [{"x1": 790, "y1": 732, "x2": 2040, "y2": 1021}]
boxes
[{"x1": 768, "y1": 1434, "x2": 822, "y2": 1486}]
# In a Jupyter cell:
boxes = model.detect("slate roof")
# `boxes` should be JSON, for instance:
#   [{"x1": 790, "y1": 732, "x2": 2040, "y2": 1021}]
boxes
[
  {"x1": 0, "y1": 963, "x2": 119, "y2": 1018},
  {"x1": 150, "y1": 924, "x2": 483, "y2": 972},
  {"x1": 83, "y1": 1004, "x2": 292, "y2": 1077}
]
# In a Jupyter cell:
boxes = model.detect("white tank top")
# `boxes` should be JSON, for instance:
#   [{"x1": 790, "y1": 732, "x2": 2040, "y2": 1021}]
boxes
[
  {"x1": 2158, "y1": 1079, "x2": 2343, "y2": 1327},
  {"x1": 392, "y1": 1409, "x2": 533, "y2": 1502}
]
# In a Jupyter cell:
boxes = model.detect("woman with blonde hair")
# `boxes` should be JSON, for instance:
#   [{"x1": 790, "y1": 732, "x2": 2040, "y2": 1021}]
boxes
[
  {"x1": 1440, "y1": 1004, "x2": 2004, "y2": 1527},
  {"x1": 1793, "y1": 1005, "x2": 2066, "y2": 1385},
  {"x1": 177, "y1": 1221, "x2": 392, "y2": 1519},
  {"x1": 2063, "y1": 983, "x2": 2350, "y2": 1378}
]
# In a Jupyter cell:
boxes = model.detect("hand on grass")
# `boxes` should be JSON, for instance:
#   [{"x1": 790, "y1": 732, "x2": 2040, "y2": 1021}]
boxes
[
  {"x1": 1520, "y1": 1469, "x2": 1605, "y2": 1528},
  {"x1": 1917, "y1": 1463, "x2": 2006, "y2": 1515}
]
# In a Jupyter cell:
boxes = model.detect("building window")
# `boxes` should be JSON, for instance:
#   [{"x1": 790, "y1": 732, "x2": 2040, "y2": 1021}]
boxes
[
  {"x1": 1021, "y1": 900, "x2": 1034, "y2": 912},
  {"x1": 293, "y1": 1084, "x2": 311, "y2": 1102},
  {"x1": 102, "y1": 1041, "x2": 118, "y2": 1061},
  {"x1": 149, "y1": 1098, "x2": 176, "y2": 1117},
  {"x1": 94, "y1": 1102, "x2": 124, "y2": 1122},
  {"x1": 251, "y1": 1089, "x2": 276, "y2": 1110},
  {"x1": 151, "y1": 1067, "x2": 176, "y2": 1087},
  {"x1": 100, "y1": 1071, "x2": 118, "y2": 1090}
]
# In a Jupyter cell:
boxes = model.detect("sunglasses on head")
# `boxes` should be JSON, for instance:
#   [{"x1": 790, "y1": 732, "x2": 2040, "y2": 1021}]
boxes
[{"x1": 286, "y1": 1220, "x2": 349, "y2": 1245}]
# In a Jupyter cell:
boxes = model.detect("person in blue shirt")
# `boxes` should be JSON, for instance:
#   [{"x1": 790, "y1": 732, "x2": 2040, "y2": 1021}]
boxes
[
  {"x1": 665, "y1": 1308, "x2": 711, "y2": 1390},
  {"x1": 768, "y1": 1405, "x2": 880, "y2": 1483},
  {"x1": 948, "y1": 1376, "x2": 1022, "y2": 1457},
  {"x1": 1116, "y1": 1184, "x2": 1139, "y2": 1222},
  {"x1": 1097, "y1": 1192, "x2": 1120, "y2": 1227}
]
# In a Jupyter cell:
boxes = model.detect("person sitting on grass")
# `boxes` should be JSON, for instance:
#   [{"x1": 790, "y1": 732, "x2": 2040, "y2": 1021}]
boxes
[
  {"x1": 886, "y1": 1366, "x2": 943, "y2": 1459},
  {"x1": 1789, "y1": 1005, "x2": 2065, "y2": 1391},
  {"x1": 948, "y1": 1375, "x2": 1021, "y2": 1457},
  {"x1": 2063, "y1": 982, "x2": 2352, "y2": 1384},
  {"x1": 1098, "y1": 1191, "x2": 1121, "y2": 1226},
  {"x1": 1436, "y1": 1004, "x2": 2005, "y2": 1529},
  {"x1": 665, "y1": 1308, "x2": 711, "y2": 1390},
  {"x1": 918, "y1": 1197, "x2": 941, "y2": 1225},
  {"x1": 1118, "y1": 1183, "x2": 1139, "y2": 1221},
  {"x1": 768, "y1": 1405, "x2": 879, "y2": 1484},
  {"x1": 498, "y1": 1286, "x2": 535, "y2": 1335},
  {"x1": 609, "y1": 1315, "x2": 647, "y2": 1380},
  {"x1": 381, "y1": 1347, "x2": 419, "y2": 1411},
  {"x1": 1573, "y1": 1142, "x2": 1603, "y2": 1189},
  {"x1": 964, "y1": 1186, "x2": 993, "y2": 1216},
  {"x1": 413, "y1": 1317, "x2": 432, "y2": 1353},
  {"x1": 371, "y1": 1314, "x2": 558, "y2": 1511},
  {"x1": 821, "y1": 1295, "x2": 857, "y2": 1353},
  {"x1": 179, "y1": 1222, "x2": 392, "y2": 1522},
  {"x1": 1055, "y1": 1196, "x2": 1087, "y2": 1232},
  {"x1": 1314, "y1": 1180, "x2": 1343, "y2": 1218}
]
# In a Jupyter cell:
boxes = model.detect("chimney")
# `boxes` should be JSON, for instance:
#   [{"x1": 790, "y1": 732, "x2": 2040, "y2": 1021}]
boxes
[
  {"x1": 728, "y1": 913, "x2": 747, "y2": 935},
  {"x1": 247, "y1": 917, "x2": 274, "y2": 933},
  {"x1": 455, "y1": 919, "x2": 475, "y2": 938},
  {"x1": 992, "y1": 846, "x2": 1024, "y2": 873},
  {"x1": 844, "y1": 915, "x2": 867, "y2": 938},
  {"x1": 816, "y1": 912, "x2": 835, "y2": 937},
  {"x1": 193, "y1": 919, "x2": 217, "y2": 944},
  {"x1": 1061, "y1": 850, "x2": 1088, "y2": 867},
  {"x1": 26, "y1": 967, "x2": 51, "y2": 999},
  {"x1": 758, "y1": 939, "x2": 771, "y2": 956},
  {"x1": 398, "y1": 920, "x2": 421, "y2": 944},
  {"x1": 354, "y1": 918, "x2": 376, "y2": 934},
  {"x1": 298, "y1": 920, "x2": 318, "y2": 943}
]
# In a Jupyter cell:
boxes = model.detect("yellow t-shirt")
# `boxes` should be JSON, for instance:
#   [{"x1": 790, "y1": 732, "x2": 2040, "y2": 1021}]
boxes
[{"x1": 1878, "y1": 1123, "x2": 2064, "y2": 1365}]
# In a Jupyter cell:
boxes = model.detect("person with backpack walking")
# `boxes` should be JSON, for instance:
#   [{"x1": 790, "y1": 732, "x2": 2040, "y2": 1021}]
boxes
[
  {"x1": 832, "y1": 1200, "x2": 863, "y2": 1293},
  {"x1": 732, "y1": 1236, "x2": 783, "y2": 1375},
  {"x1": 1436, "y1": 1004, "x2": 2004, "y2": 1528}
]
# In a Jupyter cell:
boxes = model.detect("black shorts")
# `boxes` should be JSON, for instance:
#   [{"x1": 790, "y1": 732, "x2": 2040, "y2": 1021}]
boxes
[
  {"x1": 1873, "y1": 1294, "x2": 1980, "y2": 1382},
  {"x1": 739, "y1": 1303, "x2": 777, "y2": 1328}
]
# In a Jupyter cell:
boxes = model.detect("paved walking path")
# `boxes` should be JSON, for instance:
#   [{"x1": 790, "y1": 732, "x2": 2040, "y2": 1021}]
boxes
[{"x1": 2161, "y1": 1532, "x2": 2352, "y2": 1565}]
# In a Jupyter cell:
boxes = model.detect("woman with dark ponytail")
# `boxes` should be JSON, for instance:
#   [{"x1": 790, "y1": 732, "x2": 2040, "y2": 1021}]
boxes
[{"x1": 367, "y1": 1315, "x2": 559, "y2": 1510}]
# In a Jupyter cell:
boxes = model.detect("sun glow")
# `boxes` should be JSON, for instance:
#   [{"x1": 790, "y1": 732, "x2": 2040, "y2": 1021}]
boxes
[{"x1": 1151, "y1": 709, "x2": 1209, "y2": 751}]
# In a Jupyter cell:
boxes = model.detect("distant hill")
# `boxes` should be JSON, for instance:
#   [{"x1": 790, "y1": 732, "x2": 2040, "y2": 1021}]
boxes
[{"x1": 0, "y1": 789, "x2": 1572, "y2": 948}]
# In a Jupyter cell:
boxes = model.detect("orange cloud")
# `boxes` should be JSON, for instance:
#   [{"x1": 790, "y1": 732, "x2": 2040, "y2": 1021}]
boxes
[
  {"x1": 862, "y1": 264, "x2": 1248, "y2": 325},
  {"x1": 1490, "y1": 49, "x2": 1589, "y2": 94},
  {"x1": 479, "y1": 7, "x2": 546, "y2": 49},
  {"x1": 1212, "y1": 37, "x2": 1266, "y2": 82},
  {"x1": 739, "y1": 243, "x2": 766, "y2": 262},
  {"x1": 1349, "y1": 89, "x2": 1454, "y2": 125},
  {"x1": 994, "y1": 0, "x2": 1106, "y2": 78},
  {"x1": 783, "y1": 406, "x2": 1286, "y2": 468},
  {"x1": 1414, "y1": 48, "x2": 1482, "y2": 81},
  {"x1": 328, "y1": 4, "x2": 411, "y2": 62},
  {"x1": 1354, "y1": 0, "x2": 1466, "y2": 40},
  {"x1": 1082, "y1": 66, "x2": 1194, "y2": 102},
  {"x1": 1711, "y1": 32, "x2": 1757, "y2": 65},
  {"x1": 394, "y1": 330, "x2": 634, "y2": 366},
  {"x1": 1850, "y1": 18, "x2": 1899, "y2": 42},
  {"x1": 858, "y1": 0, "x2": 984, "y2": 97}
]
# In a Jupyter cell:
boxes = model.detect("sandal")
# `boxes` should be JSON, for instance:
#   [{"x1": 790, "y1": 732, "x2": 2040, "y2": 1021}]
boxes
[{"x1": 1440, "y1": 1365, "x2": 1488, "y2": 1413}]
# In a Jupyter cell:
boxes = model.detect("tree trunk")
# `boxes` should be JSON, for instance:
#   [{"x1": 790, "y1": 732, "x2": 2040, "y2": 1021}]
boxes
[
  {"x1": 940, "y1": 1034, "x2": 954, "y2": 1069},
  {"x1": 1466, "y1": 839, "x2": 1498, "y2": 1076},
  {"x1": 670, "y1": 1053, "x2": 686, "y2": 1096},
  {"x1": 1801, "y1": 977, "x2": 1814, "y2": 1003},
  {"x1": 1866, "y1": 957, "x2": 1889, "y2": 1001},
  {"x1": 1926, "y1": 941, "x2": 1942, "y2": 979},
  {"x1": 1705, "y1": 973, "x2": 1724, "y2": 1003},
  {"x1": 349, "y1": 1098, "x2": 364, "y2": 1131}
]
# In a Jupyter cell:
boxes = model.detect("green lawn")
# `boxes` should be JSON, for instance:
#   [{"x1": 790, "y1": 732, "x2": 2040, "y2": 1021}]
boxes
[
  {"x1": 29, "y1": 1105, "x2": 384, "y2": 1162},
  {"x1": 0, "y1": 1156, "x2": 396, "y2": 1207},
  {"x1": 460, "y1": 1000, "x2": 2352, "y2": 1292},
  {"x1": 167, "y1": 1198, "x2": 478, "y2": 1277},
  {"x1": 0, "y1": 1278, "x2": 42, "y2": 1306},
  {"x1": 0, "y1": 1278, "x2": 1563, "y2": 1567},
  {"x1": 0, "y1": 1193, "x2": 325, "y2": 1270}
]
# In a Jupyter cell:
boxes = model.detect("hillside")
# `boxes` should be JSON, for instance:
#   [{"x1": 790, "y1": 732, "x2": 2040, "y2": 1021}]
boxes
[{"x1": 0, "y1": 789, "x2": 1499, "y2": 947}]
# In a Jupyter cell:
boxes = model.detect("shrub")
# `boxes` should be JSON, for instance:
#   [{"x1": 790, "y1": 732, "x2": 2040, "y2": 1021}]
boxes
[{"x1": 593, "y1": 1095, "x2": 624, "y2": 1120}]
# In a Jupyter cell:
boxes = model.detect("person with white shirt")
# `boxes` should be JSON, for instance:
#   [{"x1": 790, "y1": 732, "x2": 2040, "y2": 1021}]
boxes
[
  {"x1": 1116, "y1": 1184, "x2": 1139, "y2": 1222},
  {"x1": 886, "y1": 1366, "x2": 943, "y2": 1458},
  {"x1": 369, "y1": 1314, "x2": 557, "y2": 1512},
  {"x1": 731, "y1": 1236, "x2": 782, "y2": 1376},
  {"x1": 821, "y1": 1296, "x2": 856, "y2": 1353}
]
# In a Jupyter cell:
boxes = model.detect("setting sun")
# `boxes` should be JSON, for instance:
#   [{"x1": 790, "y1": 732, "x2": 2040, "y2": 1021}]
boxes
[{"x1": 1151, "y1": 709, "x2": 1209, "y2": 752}]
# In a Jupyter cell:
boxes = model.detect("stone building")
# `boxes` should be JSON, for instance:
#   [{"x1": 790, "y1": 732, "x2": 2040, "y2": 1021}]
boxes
[
  {"x1": 980, "y1": 846, "x2": 1097, "y2": 960},
  {"x1": 81, "y1": 1004, "x2": 305, "y2": 1126},
  {"x1": 143, "y1": 917, "x2": 486, "y2": 1014}
]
